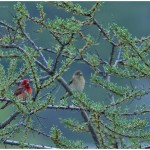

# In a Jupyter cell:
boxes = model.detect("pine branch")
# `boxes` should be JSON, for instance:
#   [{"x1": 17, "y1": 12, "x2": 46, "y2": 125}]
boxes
[{"x1": 1, "y1": 97, "x2": 150, "y2": 116}]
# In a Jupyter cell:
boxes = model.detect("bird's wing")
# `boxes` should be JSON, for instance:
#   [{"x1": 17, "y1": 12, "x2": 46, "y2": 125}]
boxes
[{"x1": 14, "y1": 86, "x2": 26, "y2": 96}]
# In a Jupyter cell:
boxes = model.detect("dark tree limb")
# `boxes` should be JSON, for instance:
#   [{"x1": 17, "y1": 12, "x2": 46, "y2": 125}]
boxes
[
  {"x1": 1, "y1": 139, "x2": 54, "y2": 149},
  {"x1": 0, "y1": 111, "x2": 20, "y2": 129}
]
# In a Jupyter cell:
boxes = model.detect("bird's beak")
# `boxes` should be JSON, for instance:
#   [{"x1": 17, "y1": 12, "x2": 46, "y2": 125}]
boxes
[{"x1": 80, "y1": 72, "x2": 83, "y2": 76}]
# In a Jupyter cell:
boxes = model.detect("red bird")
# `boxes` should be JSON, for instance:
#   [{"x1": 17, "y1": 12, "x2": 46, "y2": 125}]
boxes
[
  {"x1": 14, "y1": 79, "x2": 32, "y2": 99},
  {"x1": 1, "y1": 79, "x2": 32, "y2": 109}
]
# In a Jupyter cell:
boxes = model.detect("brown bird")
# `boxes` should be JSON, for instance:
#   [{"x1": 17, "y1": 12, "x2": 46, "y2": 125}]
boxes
[{"x1": 61, "y1": 70, "x2": 85, "y2": 100}]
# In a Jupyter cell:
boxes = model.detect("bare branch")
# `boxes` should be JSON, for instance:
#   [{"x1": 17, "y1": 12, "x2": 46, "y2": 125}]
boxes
[
  {"x1": 109, "y1": 45, "x2": 115, "y2": 65},
  {"x1": 80, "y1": 108, "x2": 100, "y2": 148},
  {"x1": 1, "y1": 139, "x2": 55, "y2": 149},
  {"x1": 0, "y1": 21, "x2": 15, "y2": 31},
  {"x1": 19, "y1": 29, "x2": 48, "y2": 66},
  {"x1": 93, "y1": 18, "x2": 117, "y2": 46},
  {"x1": 0, "y1": 55, "x2": 20, "y2": 58},
  {"x1": 21, "y1": 123, "x2": 50, "y2": 138},
  {"x1": 141, "y1": 144, "x2": 150, "y2": 149},
  {"x1": 0, "y1": 111, "x2": 20, "y2": 129},
  {"x1": 47, "y1": 104, "x2": 82, "y2": 111}
]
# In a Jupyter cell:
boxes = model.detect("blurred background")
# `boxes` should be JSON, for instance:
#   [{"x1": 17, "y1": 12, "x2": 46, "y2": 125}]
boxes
[{"x1": 0, "y1": 2, "x2": 150, "y2": 148}]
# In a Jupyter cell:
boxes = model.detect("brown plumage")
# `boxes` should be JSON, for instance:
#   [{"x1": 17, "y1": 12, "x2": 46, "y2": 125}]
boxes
[{"x1": 61, "y1": 70, "x2": 85, "y2": 100}]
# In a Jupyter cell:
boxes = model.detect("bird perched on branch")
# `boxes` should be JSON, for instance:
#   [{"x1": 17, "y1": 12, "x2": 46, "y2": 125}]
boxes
[
  {"x1": 14, "y1": 79, "x2": 32, "y2": 99},
  {"x1": 61, "y1": 70, "x2": 85, "y2": 100},
  {"x1": 1, "y1": 78, "x2": 32, "y2": 109}
]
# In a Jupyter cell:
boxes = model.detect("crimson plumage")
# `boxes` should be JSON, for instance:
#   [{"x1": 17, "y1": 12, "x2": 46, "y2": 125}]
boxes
[
  {"x1": 1, "y1": 78, "x2": 32, "y2": 109},
  {"x1": 14, "y1": 79, "x2": 32, "y2": 98}
]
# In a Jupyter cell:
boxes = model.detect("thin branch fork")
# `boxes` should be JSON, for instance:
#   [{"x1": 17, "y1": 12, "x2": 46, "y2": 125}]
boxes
[
  {"x1": 0, "y1": 21, "x2": 15, "y2": 31},
  {"x1": 20, "y1": 123, "x2": 50, "y2": 138},
  {"x1": 93, "y1": 18, "x2": 117, "y2": 47},
  {"x1": 19, "y1": 28, "x2": 48, "y2": 67}
]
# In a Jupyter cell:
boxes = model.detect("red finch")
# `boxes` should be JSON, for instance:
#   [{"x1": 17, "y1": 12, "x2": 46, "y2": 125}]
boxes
[
  {"x1": 14, "y1": 79, "x2": 32, "y2": 99},
  {"x1": 1, "y1": 78, "x2": 32, "y2": 109},
  {"x1": 61, "y1": 70, "x2": 85, "y2": 100}
]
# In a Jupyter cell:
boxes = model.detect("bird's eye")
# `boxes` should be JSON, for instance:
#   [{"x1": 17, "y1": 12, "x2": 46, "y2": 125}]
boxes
[{"x1": 26, "y1": 82, "x2": 29, "y2": 86}]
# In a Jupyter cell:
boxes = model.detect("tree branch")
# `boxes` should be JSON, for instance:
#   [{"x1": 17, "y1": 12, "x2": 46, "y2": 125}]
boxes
[
  {"x1": 0, "y1": 111, "x2": 20, "y2": 129},
  {"x1": 1, "y1": 97, "x2": 150, "y2": 116},
  {"x1": 93, "y1": 18, "x2": 117, "y2": 46},
  {"x1": 1, "y1": 139, "x2": 55, "y2": 149},
  {"x1": 141, "y1": 144, "x2": 150, "y2": 149},
  {"x1": 36, "y1": 60, "x2": 101, "y2": 147},
  {"x1": 0, "y1": 41, "x2": 100, "y2": 147}
]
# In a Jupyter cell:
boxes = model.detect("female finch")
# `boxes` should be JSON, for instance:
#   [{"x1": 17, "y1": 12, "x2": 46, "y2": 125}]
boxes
[
  {"x1": 61, "y1": 70, "x2": 85, "y2": 100},
  {"x1": 1, "y1": 78, "x2": 32, "y2": 109}
]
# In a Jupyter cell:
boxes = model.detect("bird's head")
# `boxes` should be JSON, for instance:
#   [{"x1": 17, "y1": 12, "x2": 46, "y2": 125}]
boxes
[
  {"x1": 73, "y1": 70, "x2": 83, "y2": 79},
  {"x1": 20, "y1": 78, "x2": 32, "y2": 94},
  {"x1": 20, "y1": 79, "x2": 30, "y2": 87}
]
